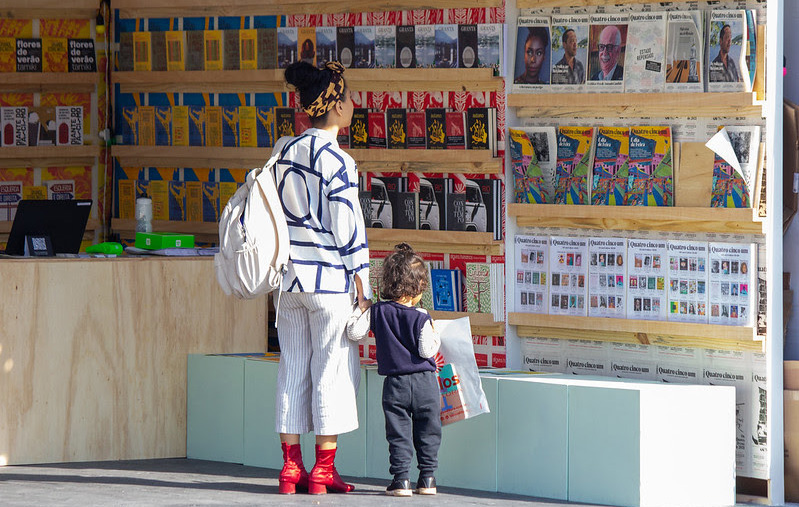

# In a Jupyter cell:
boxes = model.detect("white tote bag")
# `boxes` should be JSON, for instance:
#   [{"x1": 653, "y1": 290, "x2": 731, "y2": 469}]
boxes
[{"x1": 434, "y1": 317, "x2": 490, "y2": 425}]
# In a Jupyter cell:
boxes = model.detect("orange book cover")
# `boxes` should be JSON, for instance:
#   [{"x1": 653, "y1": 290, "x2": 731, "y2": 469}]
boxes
[{"x1": 42, "y1": 37, "x2": 68, "y2": 72}]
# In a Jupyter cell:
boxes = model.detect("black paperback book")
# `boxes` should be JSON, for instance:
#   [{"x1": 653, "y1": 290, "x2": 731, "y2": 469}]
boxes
[
  {"x1": 336, "y1": 26, "x2": 355, "y2": 68},
  {"x1": 358, "y1": 190, "x2": 372, "y2": 227},
  {"x1": 68, "y1": 39, "x2": 97, "y2": 72},
  {"x1": 393, "y1": 191, "x2": 419, "y2": 230},
  {"x1": 274, "y1": 108, "x2": 296, "y2": 138},
  {"x1": 185, "y1": 30, "x2": 205, "y2": 71},
  {"x1": 118, "y1": 32, "x2": 134, "y2": 71},
  {"x1": 16, "y1": 38, "x2": 42, "y2": 72},
  {"x1": 257, "y1": 28, "x2": 277, "y2": 69},
  {"x1": 395, "y1": 25, "x2": 416, "y2": 68},
  {"x1": 150, "y1": 31, "x2": 167, "y2": 71},
  {"x1": 425, "y1": 108, "x2": 446, "y2": 150},
  {"x1": 458, "y1": 24, "x2": 478, "y2": 69},
  {"x1": 424, "y1": 177, "x2": 452, "y2": 230},
  {"x1": 386, "y1": 108, "x2": 407, "y2": 149},
  {"x1": 223, "y1": 29, "x2": 240, "y2": 70},
  {"x1": 350, "y1": 108, "x2": 369, "y2": 149},
  {"x1": 445, "y1": 192, "x2": 467, "y2": 231},
  {"x1": 465, "y1": 107, "x2": 495, "y2": 152},
  {"x1": 470, "y1": 177, "x2": 502, "y2": 240}
]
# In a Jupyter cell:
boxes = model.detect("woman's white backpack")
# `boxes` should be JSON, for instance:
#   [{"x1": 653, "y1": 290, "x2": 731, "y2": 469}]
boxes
[{"x1": 214, "y1": 138, "x2": 290, "y2": 299}]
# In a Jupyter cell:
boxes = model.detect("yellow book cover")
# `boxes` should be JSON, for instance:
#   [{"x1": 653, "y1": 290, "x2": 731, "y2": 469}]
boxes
[
  {"x1": 186, "y1": 181, "x2": 203, "y2": 221},
  {"x1": 118, "y1": 179, "x2": 136, "y2": 219},
  {"x1": 137, "y1": 106, "x2": 156, "y2": 146},
  {"x1": 239, "y1": 29, "x2": 257, "y2": 70},
  {"x1": 165, "y1": 30, "x2": 185, "y2": 71},
  {"x1": 0, "y1": 37, "x2": 15, "y2": 72},
  {"x1": 204, "y1": 30, "x2": 223, "y2": 71},
  {"x1": 132, "y1": 31, "x2": 152, "y2": 71},
  {"x1": 42, "y1": 37, "x2": 68, "y2": 72},
  {"x1": 297, "y1": 26, "x2": 316, "y2": 67},
  {"x1": 238, "y1": 106, "x2": 257, "y2": 147},
  {"x1": 172, "y1": 105, "x2": 189, "y2": 146},
  {"x1": 205, "y1": 106, "x2": 223, "y2": 146},
  {"x1": 149, "y1": 179, "x2": 169, "y2": 221},
  {"x1": 220, "y1": 182, "x2": 239, "y2": 210},
  {"x1": 23, "y1": 185, "x2": 47, "y2": 200}
]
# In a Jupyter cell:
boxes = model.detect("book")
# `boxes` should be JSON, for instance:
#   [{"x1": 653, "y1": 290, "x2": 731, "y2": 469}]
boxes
[
  {"x1": 223, "y1": 29, "x2": 240, "y2": 70},
  {"x1": 514, "y1": 234, "x2": 549, "y2": 314},
  {"x1": 0, "y1": 36, "x2": 16, "y2": 72},
  {"x1": 508, "y1": 127, "x2": 556, "y2": 204},
  {"x1": 587, "y1": 237, "x2": 627, "y2": 318},
  {"x1": 336, "y1": 26, "x2": 354, "y2": 68},
  {"x1": 168, "y1": 180, "x2": 187, "y2": 221},
  {"x1": 418, "y1": 177, "x2": 441, "y2": 230},
  {"x1": 665, "y1": 11, "x2": 703, "y2": 92},
  {"x1": 221, "y1": 106, "x2": 238, "y2": 147},
  {"x1": 415, "y1": 24, "x2": 435, "y2": 69},
  {"x1": 625, "y1": 126, "x2": 673, "y2": 206},
  {"x1": 708, "y1": 242, "x2": 755, "y2": 326},
  {"x1": 137, "y1": 106, "x2": 155, "y2": 146},
  {"x1": 277, "y1": 26, "x2": 297, "y2": 69},
  {"x1": 586, "y1": 14, "x2": 628, "y2": 92},
  {"x1": 465, "y1": 262, "x2": 492, "y2": 313},
  {"x1": 434, "y1": 24, "x2": 458, "y2": 68},
  {"x1": 367, "y1": 110, "x2": 387, "y2": 149},
  {"x1": 315, "y1": 26, "x2": 337, "y2": 68},
  {"x1": 55, "y1": 106, "x2": 83, "y2": 146},
  {"x1": 186, "y1": 181, "x2": 203, "y2": 221},
  {"x1": 470, "y1": 177, "x2": 502, "y2": 241},
  {"x1": 1, "y1": 107, "x2": 28, "y2": 147},
  {"x1": 431, "y1": 268, "x2": 462, "y2": 312},
  {"x1": 406, "y1": 110, "x2": 426, "y2": 149},
  {"x1": 349, "y1": 108, "x2": 368, "y2": 149},
  {"x1": 150, "y1": 30, "x2": 167, "y2": 71},
  {"x1": 466, "y1": 107, "x2": 496, "y2": 154},
  {"x1": 375, "y1": 25, "x2": 396, "y2": 68},
  {"x1": 708, "y1": 10, "x2": 747, "y2": 92},
  {"x1": 358, "y1": 187, "x2": 372, "y2": 228},
  {"x1": 445, "y1": 110, "x2": 465, "y2": 149},
  {"x1": 274, "y1": 107, "x2": 295, "y2": 138},
  {"x1": 550, "y1": 15, "x2": 589, "y2": 87},
  {"x1": 354, "y1": 25, "x2": 375, "y2": 69},
  {"x1": 205, "y1": 106, "x2": 223, "y2": 147},
  {"x1": 132, "y1": 32, "x2": 151, "y2": 72},
  {"x1": 368, "y1": 176, "x2": 392, "y2": 228},
  {"x1": 710, "y1": 125, "x2": 761, "y2": 208},
  {"x1": 445, "y1": 188, "x2": 467, "y2": 232},
  {"x1": 16, "y1": 38, "x2": 42, "y2": 72},
  {"x1": 164, "y1": 31, "x2": 185, "y2": 71},
  {"x1": 624, "y1": 12, "x2": 666, "y2": 93},
  {"x1": 393, "y1": 190, "x2": 419, "y2": 230},
  {"x1": 256, "y1": 106, "x2": 275, "y2": 147},
  {"x1": 549, "y1": 236, "x2": 589, "y2": 316},
  {"x1": 0, "y1": 181, "x2": 23, "y2": 221},
  {"x1": 386, "y1": 108, "x2": 407, "y2": 149},
  {"x1": 667, "y1": 240, "x2": 709, "y2": 323},
  {"x1": 298, "y1": 26, "x2": 316, "y2": 66},
  {"x1": 118, "y1": 106, "x2": 137, "y2": 145},
  {"x1": 477, "y1": 23, "x2": 503, "y2": 75},
  {"x1": 745, "y1": 10, "x2": 757, "y2": 90},
  {"x1": 626, "y1": 239, "x2": 668, "y2": 321},
  {"x1": 238, "y1": 106, "x2": 257, "y2": 148},
  {"x1": 45, "y1": 179, "x2": 75, "y2": 200},
  {"x1": 201, "y1": 181, "x2": 220, "y2": 222},
  {"x1": 513, "y1": 16, "x2": 551, "y2": 88},
  {"x1": 118, "y1": 32, "x2": 134, "y2": 71},
  {"x1": 68, "y1": 38, "x2": 96, "y2": 72},
  {"x1": 294, "y1": 110, "x2": 311, "y2": 136},
  {"x1": 337, "y1": 126, "x2": 349, "y2": 149},
  {"x1": 204, "y1": 30, "x2": 223, "y2": 71},
  {"x1": 188, "y1": 105, "x2": 205, "y2": 146},
  {"x1": 396, "y1": 25, "x2": 416, "y2": 68},
  {"x1": 154, "y1": 106, "x2": 171, "y2": 146},
  {"x1": 458, "y1": 24, "x2": 478, "y2": 69},
  {"x1": 185, "y1": 30, "x2": 205, "y2": 71},
  {"x1": 172, "y1": 105, "x2": 189, "y2": 146},
  {"x1": 591, "y1": 126, "x2": 629, "y2": 206},
  {"x1": 425, "y1": 108, "x2": 446, "y2": 150},
  {"x1": 42, "y1": 37, "x2": 68, "y2": 73},
  {"x1": 149, "y1": 179, "x2": 169, "y2": 221},
  {"x1": 257, "y1": 28, "x2": 277, "y2": 69},
  {"x1": 554, "y1": 126, "x2": 593, "y2": 205}
]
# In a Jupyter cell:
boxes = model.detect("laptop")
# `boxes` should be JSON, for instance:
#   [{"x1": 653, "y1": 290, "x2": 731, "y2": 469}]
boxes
[{"x1": 5, "y1": 199, "x2": 92, "y2": 256}]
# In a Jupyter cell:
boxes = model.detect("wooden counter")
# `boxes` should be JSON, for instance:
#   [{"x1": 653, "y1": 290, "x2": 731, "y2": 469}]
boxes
[{"x1": 0, "y1": 256, "x2": 267, "y2": 466}]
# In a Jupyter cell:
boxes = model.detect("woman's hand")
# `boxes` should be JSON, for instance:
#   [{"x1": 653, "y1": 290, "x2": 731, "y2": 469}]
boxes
[{"x1": 353, "y1": 273, "x2": 372, "y2": 312}]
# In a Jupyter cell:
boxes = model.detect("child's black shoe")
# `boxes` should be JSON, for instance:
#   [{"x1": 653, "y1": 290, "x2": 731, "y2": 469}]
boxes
[
  {"x1": 415, "y1": 476, "x2": 437, "y2": 495},
  {"x1": 386, "y1": 477, "x2": 412, "y2": 496}
]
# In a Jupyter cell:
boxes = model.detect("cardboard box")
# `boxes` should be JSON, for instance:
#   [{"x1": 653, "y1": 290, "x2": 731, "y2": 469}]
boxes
[
  {"x1": 135, "y1": 232, "x2": 194, "y2": 250},
  {"x1": 785, "y1": 390, "x2": 799, "y2": 502}
]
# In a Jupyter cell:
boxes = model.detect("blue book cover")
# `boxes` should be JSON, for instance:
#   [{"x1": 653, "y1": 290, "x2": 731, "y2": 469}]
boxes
[
  {"x1": 154, "y1": 106, "x2": 171, "y2": 146},
  {"x1": 202, "y1": 181, "x2": 220, "y2": 222},
  {"x1": 119, "y1": 106, "x2": 137, "y2": 145},
  {"x1": 168, "y1": 180, "x2": 186, "y2": 221},
  {"x1": 188, "y1": 105, "x2": 205, "y2": 146},
  {"x1": 431, "y1": 268, "x2": 461, "y2": 312},
  {"x1": 256, "y1": 106, "x2": 274, "y2": 147},
  {"x1": 222, "y1": 106, "x2": 238, "y2": 147}
]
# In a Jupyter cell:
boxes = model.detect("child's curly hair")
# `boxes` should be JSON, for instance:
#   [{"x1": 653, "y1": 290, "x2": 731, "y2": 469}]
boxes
[{"x1": 379, "y1": 243, "x2": 429, "y2": 301}]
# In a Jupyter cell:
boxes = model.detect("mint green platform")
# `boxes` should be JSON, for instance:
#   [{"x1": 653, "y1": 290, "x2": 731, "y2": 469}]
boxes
[{"x1": 187, "y1": 355, "x2": 736, "y2": 507}]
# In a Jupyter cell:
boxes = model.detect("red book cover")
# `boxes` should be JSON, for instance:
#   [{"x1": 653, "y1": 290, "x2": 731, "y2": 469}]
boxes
[
  {"x1": 294, "y1": 111, "x2": 311, "y2": 136},
  {"x1": 406, "y1": 110, "x2": 426, "y2": 149},
  {"x1": 367, "y1": 110, "x2": 387, "y2": 149},
  {"x1": 445, "y1": 110, "x2": 466, "y2": 149}
]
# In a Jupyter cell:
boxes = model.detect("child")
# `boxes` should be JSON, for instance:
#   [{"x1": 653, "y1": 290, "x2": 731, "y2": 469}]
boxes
[{"x1": 346, "y1": 243, "x2": 442, "y2": 496}]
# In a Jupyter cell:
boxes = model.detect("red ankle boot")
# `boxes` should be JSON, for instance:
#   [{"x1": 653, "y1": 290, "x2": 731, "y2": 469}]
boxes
[
  {"x1": 308, "y1": 445, "x2": 355, "y2": 494},
  {"x1": 278, "y1": 442, "x2": 309, "y2": 494}
]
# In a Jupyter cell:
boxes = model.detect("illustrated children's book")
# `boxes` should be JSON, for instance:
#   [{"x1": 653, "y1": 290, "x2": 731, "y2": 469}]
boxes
[
  {"x1": 508, "y1": 127, "x2": 556, "y2": 204},
  {"x1": 625, "y1": 126, "x2": 673, "y2": 206},
  {"x1": 591, "y1": 127, "x2": 629, "y2": 206},
  {"x1": 554, "y1": 126, "x2": 593, "y2": 204}
]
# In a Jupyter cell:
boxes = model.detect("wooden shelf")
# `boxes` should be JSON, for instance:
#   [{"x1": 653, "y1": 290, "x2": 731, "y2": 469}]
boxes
[
  {"x1": 115, "y1": 0, "x2": 502, "y2": 18},
  {"x1": 508, "y1": 92, "x2": 763, "y2": 119},
  {"x1": 508, "y1": 203, "x2": 763, "y2": 234},
  {"x1": 508, "y1": 312, "x2": 761, "y2": 351},
  {"x1": 113, "y1": 68, "x2": 502, "y2": 94},
  {"x1": 111, "y1": 219, "x2": 219, "y2": 243},
  {"x1": 0, "y1": 72, "x2": 98, "y2": 94},
  {"x1": 518, "y1": 0, "x2": 692, "y2": 7},
  {"x1": 367, "y1": 227, "x2": 502, "y2": 256},
  {"x1": 112, "y1": 146, "x2": 267, "y2": 169},
  {"x1": 0, "y1": 146, "x2": 99, "y2": 168},
  {"x1": 428, "y1": 311, "x2": 504, "y2": 336},
  {"x1": 0, "y1": 0, "x2": 99, "y2": 18}
]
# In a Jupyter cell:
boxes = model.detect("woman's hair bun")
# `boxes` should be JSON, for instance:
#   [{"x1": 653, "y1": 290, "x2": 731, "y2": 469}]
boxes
[
  {"x1": 394, "y1": 242, "x2": 414, "y2": 254},
  {"x1": 285, "y1": 61, "x2": 321, "y2": 88}
]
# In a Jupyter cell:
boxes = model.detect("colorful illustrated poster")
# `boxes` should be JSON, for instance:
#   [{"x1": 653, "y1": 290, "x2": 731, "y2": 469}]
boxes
[
  {"x1": 554, "y1": 126, "x2": 592, "y2": 204},
  {"x1": 588, "y1": 237, "x2": 627, "y2": 318},
  {"x1": 548, "y1": 236, "x2": 588, "y2": 316},
  {"x1": 509, "y1": 127, "x2": 556, "y2": 204},
  {"x1": 591, "y1": 126, "x2": 629, "y2": 205},
  {"x1": 708, "y1": 242, "x2": 756, "y2": 326},
  {"x1": 514, "y1": 234, "x2": 549, "y2": 314},
  {"x1": 625, "y1": 126, "x2": 674, "y2": 206},
  {"x1": 667, "y1": 240, "x2": 709, "y2": 323},
  {"x1": 626, "y1": 239, "x2": 668, "y2": 321}
]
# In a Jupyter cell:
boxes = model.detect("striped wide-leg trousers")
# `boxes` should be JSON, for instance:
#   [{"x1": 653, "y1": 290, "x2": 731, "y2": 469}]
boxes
[{"x1": 275, "y1": 291, "x2": 361, "y2": 436}]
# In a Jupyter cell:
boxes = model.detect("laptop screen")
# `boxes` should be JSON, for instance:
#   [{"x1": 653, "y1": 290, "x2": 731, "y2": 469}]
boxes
[{"x1": 5, "y1": 199, "x2": 92, "y2": 256}]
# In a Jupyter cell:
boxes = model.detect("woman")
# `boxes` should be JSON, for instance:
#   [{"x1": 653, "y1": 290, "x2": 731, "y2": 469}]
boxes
[
  {"x1": 274, "y1": 60, "x2": 371, "y2": 495},
  {"x1": 515, "y1": 26, "x2": 549, "y2": 84}
]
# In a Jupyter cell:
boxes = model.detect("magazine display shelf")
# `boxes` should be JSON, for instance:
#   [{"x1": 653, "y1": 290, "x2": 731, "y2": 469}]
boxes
[
  {"x1": 0, "y1": 72, "x2": 98, "y2": 94},
  {"x1": 366, "y1": 227, "x2": 502, "y2": 255},
  {"x1": 0, "y1": 146, "x2": 99, "y2": 169},
  {"x1": 113, "y1": 0, "x2": 503, "y2": 18},
  {"x1": 518, "y1": 0, "x2": 703, "y2": 8},
  {"x1": 0, "y1": 0, "x2": 99, "y2": 19},
  {"x1": 509, "y1": 312, "x2": 760, "y2": 352},
  {"x1": 113, "y1": 69, "x2": 503, "y2": 94}
]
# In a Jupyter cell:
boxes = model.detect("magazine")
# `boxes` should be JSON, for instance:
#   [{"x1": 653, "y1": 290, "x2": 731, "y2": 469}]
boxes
[
  {"x1": 708, "y1": 242, "x2": 756, "y2": 326},
  {"x1": 550, "y1": 15, "x2": 589, "y2": 90},
  {"x1": 708, "y1": 10, "x2": 748, "y2": 92},
  {"x1": 508, "y1": 127, "x2": 556, "y2": 204},
  {"x1": 624, "y1": 12, "x2": 666, "y2": 93},
  {"x1": 513, "y1": 16, "x2": 552, "y2": 91},
  {"x1": 708, "y1": 125, "x2": 761, "y2": 208},
  {"x1": 667, "y1": 240, "x2": 709, "y2": 323},
  {"x1": 515, "y1": 234, "x2": 549, "y2": 314},
  {"x1": 625, "y1": 126, "x2": 674, "y2": 206},
  {"x1": 554, "y1": 126, "x2": 593, "y2": 204},
  {"x1": 665, "y1": 11, "x2": 703, "y2": 92},
  {"x1": 549, "y1": 236, "x2": 589, "y2": 316},
  {"x1": 591, "y1": 126, "x2": 629, "y2": 206},
  {"x1": 626, "y1": 239, "x2": 668, "y2": 321},
  {"x1": 588, "y1": 237, "x2": 627, "y2": 318},
  {"x1": 586, "y1": 13, "x2": 629, "y2": 92}
]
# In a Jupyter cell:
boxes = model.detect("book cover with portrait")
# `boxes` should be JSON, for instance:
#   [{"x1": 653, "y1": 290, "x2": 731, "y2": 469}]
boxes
[
  {"x1": 513, "y1": 16, "x2": 551, "y2": 91},
  {"x1": 586, "y1": 14, "x2": 629, "y2": 92}
]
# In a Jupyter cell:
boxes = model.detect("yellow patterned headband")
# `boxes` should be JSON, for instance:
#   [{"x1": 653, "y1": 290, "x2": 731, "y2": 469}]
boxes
[{"x1": 304, "y1": 61, "x2": 346, "y2": 118}]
